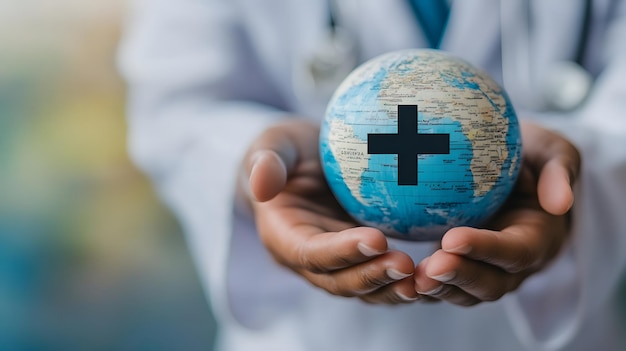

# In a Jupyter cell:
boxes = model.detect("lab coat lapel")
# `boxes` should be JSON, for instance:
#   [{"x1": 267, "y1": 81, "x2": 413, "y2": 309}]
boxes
[
  {"x1": 531, "y1": 0, "x2": 587, "y2": 71},
  {"x1": 439, "y1": 0, "x2": 501, "y2": 70},
  {"x1": 346, "y1": 0, "x2": 429, "y2": 59},
  {"x1": 236, "y1": 0, "x2": 327, "y2": 94}
]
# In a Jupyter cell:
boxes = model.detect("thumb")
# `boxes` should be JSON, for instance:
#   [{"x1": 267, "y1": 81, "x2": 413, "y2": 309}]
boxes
[
  {"x1": 521, "y1": 122, "x2": 581, "y2": 216},
  {"x1": 537, "y1": 157, "x2": 576, "y2": 215},
  {"x1": 245, "y1": 126, "x2": 299, "y2": 202}
]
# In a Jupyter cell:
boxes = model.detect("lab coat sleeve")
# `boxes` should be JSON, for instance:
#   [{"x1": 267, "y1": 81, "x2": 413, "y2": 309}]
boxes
[
  {"x1": 504, "y1": 4, "x2": 626, "y2": 349},
  {"x1": 118, "y1": 0, "x2": 286, "y2": 322}
]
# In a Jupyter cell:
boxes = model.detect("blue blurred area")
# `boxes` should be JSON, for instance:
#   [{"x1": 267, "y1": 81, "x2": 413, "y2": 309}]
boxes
[{"x1": 0, "y1": 2, "x2": 217, "y2": 350}]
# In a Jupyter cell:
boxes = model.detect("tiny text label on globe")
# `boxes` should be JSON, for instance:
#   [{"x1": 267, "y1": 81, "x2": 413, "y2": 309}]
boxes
[{"x1": 319, "y1": 49, "x2": 522, "y2": 241}]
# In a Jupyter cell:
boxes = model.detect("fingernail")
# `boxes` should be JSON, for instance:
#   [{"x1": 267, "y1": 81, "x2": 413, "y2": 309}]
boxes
[
  {"x1": 445, "y1": 244, "x2": 472, "y2": 255},
  {"x1": 418, "y1": 285, "x2": 444, "y2": 296},
  {"x1": 249, "y1": 151, "x2": 265, "y2": 175},
  {"x1": 430, "y1": 271, "x2": 456, "y2": 283},
  {"x1": 386, "y1": 268, "x2": 412, "y2": 280},
  {"x1": 396, "y1": 292, "x2": 420, "y2": 302},
  {"x1": 357, "y1": 242, "x2": 385, "y2": 257},
  {"x1": 355, "y1": 286, "x2": 379, "y2": 294},
  {"x1": 247, "y1": 152, "x2": 266, "y2": 202},
  {"x1": 239, "y1": 164, "x2": 255, "y2": 201},
  {"x1": 250, "y1": 150, "x2": 266, "y2": 165}
]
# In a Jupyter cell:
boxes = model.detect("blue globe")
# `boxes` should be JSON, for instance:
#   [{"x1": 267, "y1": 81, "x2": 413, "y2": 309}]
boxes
[{"x1": 320, "y1": 49, "x2": 522, "y2": 241}]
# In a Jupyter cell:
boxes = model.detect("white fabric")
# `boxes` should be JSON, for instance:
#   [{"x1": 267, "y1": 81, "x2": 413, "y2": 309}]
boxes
[{"x1": 118, "y1": 0, "x2": 626, "y2": 350}]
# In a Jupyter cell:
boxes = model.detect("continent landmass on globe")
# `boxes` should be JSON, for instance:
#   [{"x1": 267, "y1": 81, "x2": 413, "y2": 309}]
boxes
[{"x1": 320, "y1": 49, "x2": 522, "y2": 241}]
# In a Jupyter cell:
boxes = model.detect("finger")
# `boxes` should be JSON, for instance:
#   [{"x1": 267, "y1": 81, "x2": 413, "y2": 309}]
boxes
[
  {"x1": 414, "y1": 258, "x2": 480, "y2": 307},
  {"x1": 414, "y1": 257, "x2": 442, "y2": 295},
  {"x1": 302, "y1": 251, "x2": 415, "y2": 297},
  {"x1": 440, "y1": 223, "x2": 563, "y2": 274},
  {"x1": 422, "y1": 285, "x2": 481, "y2": 307},
  {"x1": 261, "y1": 226, "x2": 389, "y2": 274},
  {"x1": 359, "y1": 277, "x2": 420, "y2": 305},
  {"x1": 425, "y1": 250, "x2": 525, "y2": 302},
  {"x1": 413, "y1": 256, "x2": 450, "y2": 302}
]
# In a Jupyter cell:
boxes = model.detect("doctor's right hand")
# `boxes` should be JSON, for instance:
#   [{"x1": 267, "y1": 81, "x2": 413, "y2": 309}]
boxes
[{"x1": 240, "y1": 120, "x2": 419, "y2": 305}]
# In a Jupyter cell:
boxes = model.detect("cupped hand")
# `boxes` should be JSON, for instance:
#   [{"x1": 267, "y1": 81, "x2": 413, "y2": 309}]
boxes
[
  {"x1": 242, "y1": 120, "x2": 419, "y2": 304},
  {"x1": 414, "y1": 121, "x2": 581, "y2": 306}
]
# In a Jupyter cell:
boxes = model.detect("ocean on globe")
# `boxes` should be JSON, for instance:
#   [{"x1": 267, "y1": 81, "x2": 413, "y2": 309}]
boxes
[{"x1": 319, "y1": 49, "x2": 522, "y2": 241}]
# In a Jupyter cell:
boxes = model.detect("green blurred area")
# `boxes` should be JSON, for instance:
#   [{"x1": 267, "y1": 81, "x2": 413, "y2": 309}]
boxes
[{"x1": 0, "y1": 2, "x2": 216, "y2": 350}]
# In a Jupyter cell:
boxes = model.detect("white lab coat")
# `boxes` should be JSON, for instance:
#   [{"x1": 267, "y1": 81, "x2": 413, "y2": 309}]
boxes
[{"x1": 119, "y1": 0, "x2": 626, "y2": 350}]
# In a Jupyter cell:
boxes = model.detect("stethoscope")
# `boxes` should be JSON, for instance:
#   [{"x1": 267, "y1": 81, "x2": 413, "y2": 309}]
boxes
[{"x1": 295, "y1": 0, "x2": 593, "y2": 113}]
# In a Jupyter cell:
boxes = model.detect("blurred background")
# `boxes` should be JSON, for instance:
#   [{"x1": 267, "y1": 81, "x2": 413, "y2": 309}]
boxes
[{"x1": 0, "y1": 1, "x2": 217, "y2": 350}]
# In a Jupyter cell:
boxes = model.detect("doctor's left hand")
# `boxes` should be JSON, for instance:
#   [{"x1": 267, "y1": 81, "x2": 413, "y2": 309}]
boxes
[
  {"x1": 241, "y1": 119, "x2": 419, "y2": 305},
  {"x1": 413, "y1": 121, "x2": 581, "y2": 306}
]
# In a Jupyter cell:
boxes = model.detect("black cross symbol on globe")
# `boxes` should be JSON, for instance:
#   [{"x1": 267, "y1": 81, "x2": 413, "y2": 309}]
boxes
[{"x1": 367, "y1": 105, "x2": 451, "y2": 186}]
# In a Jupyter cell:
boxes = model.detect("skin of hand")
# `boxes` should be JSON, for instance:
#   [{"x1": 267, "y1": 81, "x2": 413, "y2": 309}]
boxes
[
  {"x1": 241, "y1": 119, "x2": 420, "y2": 305},
  {"x1": 241, "y1": 118, "x2": 580, "y2": 306},
  {"x1": 413, "y1": 121, "x2": 582, "y2": 306}
]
